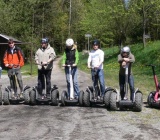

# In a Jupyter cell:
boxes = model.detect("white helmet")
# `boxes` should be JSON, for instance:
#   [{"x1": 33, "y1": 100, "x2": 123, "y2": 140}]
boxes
[
  {"x1": 66, "y1": 38, "x2": 74, "y2": 46},
  {"x1": 121, "y1": 46, "x2": 130, "y2": 54}
]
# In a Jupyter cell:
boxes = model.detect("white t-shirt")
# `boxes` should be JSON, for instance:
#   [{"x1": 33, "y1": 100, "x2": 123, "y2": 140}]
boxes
[{"x1": 88, "y1": 49, "x2": 104, "y2": 69}]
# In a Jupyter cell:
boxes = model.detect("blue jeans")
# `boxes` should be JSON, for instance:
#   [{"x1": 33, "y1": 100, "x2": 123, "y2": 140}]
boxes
[
  {"x1": 91, "y1": 69, "x2": 105, "y2": 96},
  {"x1": 65, "y1": 67, "x2": 80, "y2": 97},
  {"x1": 119, "y1": 74, "x2": 135, "y2": 100}
]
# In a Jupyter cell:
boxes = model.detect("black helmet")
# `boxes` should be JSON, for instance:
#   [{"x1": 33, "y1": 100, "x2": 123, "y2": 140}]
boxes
[
  {"x1": 41, "y1": 38, "x2": 48, "y2": 44},
  {"x1": 92, "y1": 39, "x2": 100, "y2": 46}
]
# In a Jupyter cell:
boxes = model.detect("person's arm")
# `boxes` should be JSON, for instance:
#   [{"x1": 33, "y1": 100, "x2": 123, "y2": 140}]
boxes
[
  {"x1": 47, "y1": 48, "x2": 56, "y2": 64},
  {"x1": 18, "y1": 50, "x2": 24, "y2": 67},
  {"x1": 99, "y1": 50, "x2": 104, "y2": 66},
  {"x1": 128, "y1": 53, "x2": 135, "y2": 63},
  {"x1": 87, "y1": 53, "x2": 91, "y2": 68},
  {"x1": 3, "y1": 51, "x2": 9, "y2": 67},
  {"x1": 35, "y1": 50, "x2": 39, "y2": 64},
  {"x1": 75, "y1": 49, "x2": 79, "y2": 65},
  {"x1": 62, "y1": 52, "x2": 66, "y2": 66},
  {"x1": 118, "y1": 54, "x2": 123, "y2": 63}
]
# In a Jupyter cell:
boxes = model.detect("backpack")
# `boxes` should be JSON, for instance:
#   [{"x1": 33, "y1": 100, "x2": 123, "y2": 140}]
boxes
[{"x1": 16, "y1": 47, "x2": 25, "y2": 63}]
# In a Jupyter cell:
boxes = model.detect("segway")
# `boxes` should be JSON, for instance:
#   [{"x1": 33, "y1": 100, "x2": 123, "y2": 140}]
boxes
[
  {"x1": 3, "y1": 64, "x2": 31, "y2": 105},
  {"x1": 61, "y1": 65, "x2": 84, "y2": 106},
  {"x1": 83, "y1": 68, "x2": 115, "y2": 108},
  {"x1": 109, "y1": 63, "x2": 143, "y2": 112},
  {"x1": 29, "y1": 63, "x2": 59, "y2": 106},
  {"x1": 147, "y1": 64, "x2": 160, "y2": 108}
]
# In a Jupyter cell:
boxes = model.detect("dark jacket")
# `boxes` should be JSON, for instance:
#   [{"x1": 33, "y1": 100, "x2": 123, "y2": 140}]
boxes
[{"x1": 62, "y1": 45, "x2": 79, "y2": 65}]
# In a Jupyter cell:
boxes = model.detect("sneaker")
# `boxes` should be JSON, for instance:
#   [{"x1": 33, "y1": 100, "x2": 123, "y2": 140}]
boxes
[
  {"x1": 74, "y1": 96, "x2": 79, "y2": 100},
  {"x1": 19, "y1": 92, "x2": 24, "y2": 99},
  {"x1": 11, "y1": 92, "x2": 15, "y2": 98}
]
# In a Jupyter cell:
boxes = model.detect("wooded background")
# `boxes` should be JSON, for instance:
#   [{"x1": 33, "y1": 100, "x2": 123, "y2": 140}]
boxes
[{"x1": 0, "y1": 0, "x2": 160, "y2": 54}]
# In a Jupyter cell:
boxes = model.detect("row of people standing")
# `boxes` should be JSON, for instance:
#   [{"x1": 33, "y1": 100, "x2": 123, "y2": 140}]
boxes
[{"x1": 2, "y1": 38, "x2": 135, "y2": 101}]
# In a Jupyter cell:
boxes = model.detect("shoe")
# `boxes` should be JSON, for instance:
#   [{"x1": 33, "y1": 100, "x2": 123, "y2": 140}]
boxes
[
  {"x1": 70, "y1": 98, "x2": 74, "y2": 100},
  {"x1": 11, "y1": 92, "x2": 15, "y2": 98},
  {"x1": 19, "y1": 92, "x2": 23, "y2": 99},
  {"x1": 74, "y1": 96, "x2": 79, "y2": 100},
  {"x1": 100, "y1": 96, "x2": 104, "y2": 101}
]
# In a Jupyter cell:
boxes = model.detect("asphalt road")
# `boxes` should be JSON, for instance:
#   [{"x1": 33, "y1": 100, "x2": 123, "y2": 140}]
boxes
[{"x1": 0, "y1": 58, "x2": 160, "y2": 140}]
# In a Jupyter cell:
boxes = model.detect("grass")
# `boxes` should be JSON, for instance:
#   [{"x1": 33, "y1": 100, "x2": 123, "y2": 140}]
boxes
[{"x1": 79, "y1": 41, "x2": 160, "y2": 98}]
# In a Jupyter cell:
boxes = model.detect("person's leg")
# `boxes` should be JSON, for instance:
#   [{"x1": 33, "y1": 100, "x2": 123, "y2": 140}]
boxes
[
  {"x1": 37, "y1": 70, "x2": 44, "y2": 94},
  {"x1": 91, "y1": 69, "x2": 99, "y2": 99},
  {"x1": 65, "y1": 67, "x2": 70, "y2": 97},
  {"x1": 119, "y1": 74, "x2": 125, "y2": 100},
  {"x1": 72, "y1": 67, "x2": 80, "y2": 98},
  {"x1": 16, "y1": 68, "x2": 23, "y2": 93},
  {"x1": 8, "y1": 69, "x2": 14, "y2": 93},
  {"x1": 128, "y1": 74, "x2": 135, "y2": 101},
  {"x1": 45, "y1": 70, "x2": 52, "y2": 94},
  {"x1": 98, "y1": 69, "x2": 105, "y2": 97}
]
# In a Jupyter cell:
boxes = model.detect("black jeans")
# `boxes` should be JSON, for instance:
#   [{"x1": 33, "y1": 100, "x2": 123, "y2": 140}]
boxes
[
  {"x1": 37, "y1": 69, "x2": 52, "y2": 94},
  {"x1": 119, "y1": 74, "x2": 135, "y2": 100}
]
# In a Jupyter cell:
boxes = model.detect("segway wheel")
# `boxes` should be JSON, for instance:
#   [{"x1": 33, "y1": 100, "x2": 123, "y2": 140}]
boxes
[
  {"x1": 104, "y1": 91, "x2": 111, "y2": 108},
  {"x1": 110, "y1": 91, "x2": 118, "y2": 111},
  {"x1": 3, "y1": 90, "x2": 10, "y2": 105},
  {"x1": 134, "y1": 92, "x2": 142, "y2": 112},
  {"x1": 0, "y1": 86, "x2": 2, "y2": 105},
  {"x1": 147, "y1": 91, "x2": 154, "y2": 107},
  {"x1": 61, "y1": 90, "x2": 68, "y2": 106},
  {"x1": 79, "y1": 90, "x2": 84, "y2": 106},
  {"x1": 51, "y1": 89, "x2": 59, "y2": 106},
  {"x1": 83, "y1": 91, "x2": 91, "y2": 107},
  {"x1": 30, "y1": 89, "x2": 36, "y2": 105},
  {"x1": 23, "y1": 88, "x2": 31, "y2": 104}
]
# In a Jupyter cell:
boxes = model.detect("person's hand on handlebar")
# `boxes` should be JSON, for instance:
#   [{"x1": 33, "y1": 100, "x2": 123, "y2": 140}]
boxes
[
  {"x1": 72, "y1": 64, "x2": 77, "y2": 67},
  {"x1": 5, "y1": 64, "x2": 9, "y2": 67},
  {"x1": 41, "y1": 61, "x2": 48, "y2": 66},
  {"x1": 62, "y1": 64, "x2": 66, "y2": 67},
  {"x1": 5, "y1": 64, "x2": 13, "y2": 67}
]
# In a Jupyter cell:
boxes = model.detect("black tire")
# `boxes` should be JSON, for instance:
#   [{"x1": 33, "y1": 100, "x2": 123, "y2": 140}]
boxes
[
  {"x1": 23, "y1": 88, "x2": 31, "y2": 104},
  {"x1": 30, "y1": 89, "x2": 36, "y2": 105},
  {"x1": 3, "y1": 90, "x2": 10, "y2": 105},
  {"x1": 110, "y1": 91, "x2": 118, "y2": 111},
  {"x1": 104, "y1": 91, "x2": 111, "y2": 108},
  {"x1": 134, "y1": 92, "x2": 142, "y2": 112},
  {"x1": 147, "y1": 91, "x2": 154, "y2": 107},
  {"x1": 51, "y1": 89, "x2": 59, "y2": 106},
  {"x1": 61, "y1": 90, "x2": 68, "y2": 106},
  {"x1": 83, "y1": 91, "x2": 91, "y2": 107},
  {"x1": 0, "y1": 86, "x2": 2, "y2": 105},
  {"x1": 79, "y1": 90, "x2": 84, "y2": 106}
]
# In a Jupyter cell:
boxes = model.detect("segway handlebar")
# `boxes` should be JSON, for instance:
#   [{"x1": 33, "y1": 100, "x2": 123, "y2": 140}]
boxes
[
  {"x1": 145, "y1": 64, "x2": 156, "y2": 67},
  {"x1": 7, "y1": 64, "x2": 20, "y2": 68},
  {"x1": 36, "y1": 62, "x2": 48, "y2": 66},
  {"x1": 62, "y1": 64, "x2": 76, "y2": 67}
]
